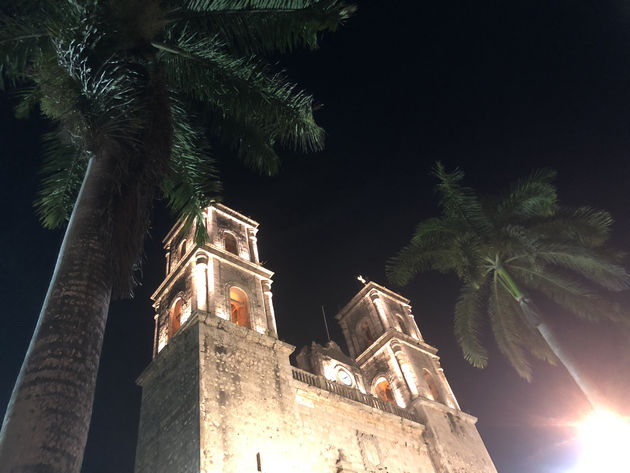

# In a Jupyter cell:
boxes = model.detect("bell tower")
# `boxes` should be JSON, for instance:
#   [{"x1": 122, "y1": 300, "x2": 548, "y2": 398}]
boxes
[
  {"x1": 135, "y1": 204, "x2": 298, "y2": 473},
  {"x1": 335, "y1": 281, "x2": 496, "y2": 473},
  {"x1": 151, "y1": 203, "x2": 278, "y2": 357},
  {"x1": 336, "y1": 281, "x2": 458, "y2": 410}
]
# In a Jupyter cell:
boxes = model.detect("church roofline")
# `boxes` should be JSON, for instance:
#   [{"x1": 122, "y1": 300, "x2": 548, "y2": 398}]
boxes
[
  {"x1": 214, "y1": 203, "x2": 259, "y2": 228},
  {"x1": 334, "y1": 280, "x2": 411, "y2": 321},
  {"x1": 162, "y1": 203, "x2": 259, "y2": 245},
  {"x1": 355, "y1": 329, "x2": 438, "y2": 366}
]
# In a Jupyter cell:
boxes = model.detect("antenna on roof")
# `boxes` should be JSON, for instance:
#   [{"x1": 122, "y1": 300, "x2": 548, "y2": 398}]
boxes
[{"x1": 321, "y1": 305, "x2": 331, "y2": 342}]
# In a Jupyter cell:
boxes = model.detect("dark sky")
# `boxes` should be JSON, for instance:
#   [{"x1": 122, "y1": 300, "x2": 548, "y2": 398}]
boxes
[{"x1": 2, "y1": 2, "x2": 630, "y2": 473}]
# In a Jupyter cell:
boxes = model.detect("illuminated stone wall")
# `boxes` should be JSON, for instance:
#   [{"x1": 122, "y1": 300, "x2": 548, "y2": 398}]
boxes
[
  {"x1": 292, "y1": 384, "x2": 436, "y2": 473},
  {"x1": 136, "y1": 312, "x2": 495, "y2": 473},
  {"x1": 137, "y1": 315, "x2": 439, "y2": 473},
  {"x1": 413, "y1": 400, "x2": 498, "y2": 473},
  {"x1": 197, "y1": 316, "x2": 299, "y2": 473},
  {"x1": 135, "y1": 323, "x2": 200, "y2": 473}
]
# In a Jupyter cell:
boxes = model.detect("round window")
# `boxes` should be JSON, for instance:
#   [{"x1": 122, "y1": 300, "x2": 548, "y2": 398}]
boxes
[{"x1": 337, "y1": 368, "x2": 353, "y2": 386}]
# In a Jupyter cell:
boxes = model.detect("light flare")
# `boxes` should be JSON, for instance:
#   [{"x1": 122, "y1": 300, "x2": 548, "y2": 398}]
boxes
[{"x1": 573, "y1": 410, "x2": 630, "y2": 473}]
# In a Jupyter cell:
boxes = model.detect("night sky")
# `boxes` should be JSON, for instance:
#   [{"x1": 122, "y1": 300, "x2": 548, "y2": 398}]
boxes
[{"x1": 2, "y1": 2, "x2": 630, "y2": 473}]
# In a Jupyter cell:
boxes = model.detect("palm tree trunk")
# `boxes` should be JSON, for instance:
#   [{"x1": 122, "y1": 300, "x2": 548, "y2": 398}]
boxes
[
  {"x1": 0, "y1": 153, "x2": 115, "y2": 473},
  {"x1": 518, "y1": 299, "x2": 604, "y2": 408},
  {"x1": 497, "y1": 266, "x2": 604, "y2": 408}
]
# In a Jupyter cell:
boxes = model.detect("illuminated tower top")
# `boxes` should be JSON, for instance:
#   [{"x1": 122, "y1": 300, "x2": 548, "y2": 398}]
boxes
[{"x1": 150, "y1": 204, "x2": 277, "y2": 356}]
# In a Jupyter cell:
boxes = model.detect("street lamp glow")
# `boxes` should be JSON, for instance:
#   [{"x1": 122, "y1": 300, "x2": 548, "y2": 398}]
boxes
[{"x1": 573, "y1": 410, "x2": 630, "y2": 473}]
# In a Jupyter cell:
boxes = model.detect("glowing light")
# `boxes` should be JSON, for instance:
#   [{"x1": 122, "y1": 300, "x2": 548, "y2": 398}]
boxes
[
  {"x1": 573, "y1": 410, "x2": 630, "y2": 473},
  {"x1": 181, "y1": 305, "x2": 192, "y2": 324},
  {"x1": 158, "y1": 330, "x2": 167, "y2": 352},
  {"x1": 216, "y1": 308, "x2": 228, "y2": 320},
  {"x1": 194, "y1": 266, "x2": 207, "y2": 311}
]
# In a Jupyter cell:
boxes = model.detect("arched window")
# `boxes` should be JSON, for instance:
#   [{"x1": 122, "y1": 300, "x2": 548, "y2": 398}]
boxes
[
  {"x1": 374, "y1": 378, "x2": 396, "y2": 404},
  {"x1": 224, "y1": 233, "x2": 238, "y2": 255},
  {"x1": 423, "y1": 369, "x2": 441, "y2": 402},
  {"x1": 169, "y1": 298, "x2": 183, "y2": 338},
  {"x1": 395, "y1": 314, "x2": 409, "y2": 336},
  {"x1": 179, "y1": 240, "x2": 187, "y2": 259},
  {"x1": 230, "y1": 287, "x2": 250, "y2": 328}
]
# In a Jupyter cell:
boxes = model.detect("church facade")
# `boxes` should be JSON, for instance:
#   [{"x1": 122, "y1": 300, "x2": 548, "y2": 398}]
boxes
[{"x1": 134, "y1": 204, "x2": 497, "y2": 473}]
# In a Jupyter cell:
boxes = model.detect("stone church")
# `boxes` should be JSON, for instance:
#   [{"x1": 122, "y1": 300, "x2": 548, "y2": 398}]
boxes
[{"x1": 134, "y1": 204, "x2": 498, "y2": 473}]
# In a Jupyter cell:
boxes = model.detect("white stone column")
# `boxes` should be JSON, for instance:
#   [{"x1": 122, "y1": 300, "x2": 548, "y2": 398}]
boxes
[
  {"x1": 262, "y1": 279, "x2": 278, "y2": 337},
  {"x1": 404, "y1": 305, "x2": 423, "y2": 341},
  {"x1": 194, "y1": 253, "x2": 209, "y2": 312},
  {"x1": 152, "y1": 313, "x2": 159, "y2": 358},
  {"x1": 370, "y1": 291, "x2": 391, "y2": 331},
  {"x1": 435, "y1": 366, "x2": 459, "y2": 409},
  {"x1": 390, "y1": 343, "x2": 419, "y2": 398},
  {"x1": 248, "y1": 228, "x2": 260, "y2": 264}
]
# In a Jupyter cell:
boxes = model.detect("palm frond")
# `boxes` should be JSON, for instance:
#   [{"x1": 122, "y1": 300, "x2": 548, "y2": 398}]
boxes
[
  {"x1": 386, "y1": 239, "x2": 457, "y2": 286},
  {"x1": 498, "y1": 224, "x2": 541, "y2": 260},
  {"x1": 168, "y1": 0, "x2": 355, "y2": 55},
  {"x1": 454, "y1": 282, "x2": 489, "y2": 368},
  {"x1": 161, "y1": 99, "x2": 222, "y2": 246},
  {"x1": 34, "y1": 131, "x2": 88, "y2": 228},
  {"x1": 450, "y1": 232, "x2": 485, "y2": 282},
  {"x1": 13, "y1": 86, "x2": 41, "y2": 119},
  {"x1": 0, "y1": 14, "x2": 48, "y2": 90},
  {"x1": 534, "y1": 243, "x2": 630, "y2": 291},
  {"x1": 532, "y1": 206, "x2": 613, "y2": 248},
  {"x1": 512, "y1": 265, "x2": 629, "y2": 326},
  {"x1": 45, "y1": 35, "x2": 154, "y2": 165},
  {"x1": 496, "y1": 168, "x2": 557, "y2": 221},
  {"x1": 183, "y1": 0, "x2": 330, "y2": 10},
  {"x1": 207, "y1": 112, "x2": 281, "y2": 174},
  {"x1": 432, "y1": 162, "x2": 492, "y2": 236},
  {"x1": 155, "y1": 33, "x2": 324, "y2": 153},
  {"x1": 409, "y1": 217, "x2": 456, "y2": 245}
]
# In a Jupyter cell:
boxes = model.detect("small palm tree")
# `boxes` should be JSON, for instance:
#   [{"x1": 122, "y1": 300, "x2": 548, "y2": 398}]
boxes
[
  {"x1": 387, "y1": 163, "x2": 630, "y2": 406},
  {"x1": 0, "y1": 1, "x2": 354, "y2": 472}
]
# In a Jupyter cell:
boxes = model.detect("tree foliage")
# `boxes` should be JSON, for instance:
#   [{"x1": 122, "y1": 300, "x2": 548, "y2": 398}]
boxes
[
  {"x1": 1, "y1": 0, "x2": 355, "y2": 297},
  {"x1": 387, "y1": 163, "x2": 630, "y2": 380}
]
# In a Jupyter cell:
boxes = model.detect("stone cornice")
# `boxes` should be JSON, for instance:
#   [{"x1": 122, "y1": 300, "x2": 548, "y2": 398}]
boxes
[
  {"x1": 151, "y1": 243, "x2": 273, "y2": 304},
  {"x1": 162, "y1": 204, "x2": 259, "y2": 246},
  {"x1": 411, "y1": 396, "x2": 478, "y2": 424},
  {"x1": 334, "y1": 281, "x2": 411, "y2": 322},
  {"x1": 355, "y1": 329, "x2": 438, "y2": 366}
]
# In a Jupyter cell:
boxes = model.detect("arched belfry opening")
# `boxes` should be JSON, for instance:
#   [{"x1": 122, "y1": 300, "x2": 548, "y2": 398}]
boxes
[
  {"x1": 169, "y1": 298, "x2": 183, "y2": 339},
  {"x1": 230, "y1": 287, "x2": 250, "y2": 328},
  {"x1": 374, "y1": 377, "x2": 396, "y2": 404},
  {"x1": 179, "y1": 240, "x2": 187, "y2": 259},
  {"x1": 224, "y1": 233, "x2": 238, "y2": 255},
  {"x1": 395, "y1": 314, "x2": 408, "y2": 335},
  {"x1": 423, "y1": 369, "x2": 441, "y2": 402},
  {"x1": 358, "y1": 318, "x2": 375, "y2": 349}
]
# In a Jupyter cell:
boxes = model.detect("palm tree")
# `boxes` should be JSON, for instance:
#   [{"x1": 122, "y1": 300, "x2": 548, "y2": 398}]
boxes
[
  {"x1": 387, "y1": 163, "x2": 630, "y2": 407},
  {"x1": 0, "y1": 1, "x2": 355, "y2": 472}
]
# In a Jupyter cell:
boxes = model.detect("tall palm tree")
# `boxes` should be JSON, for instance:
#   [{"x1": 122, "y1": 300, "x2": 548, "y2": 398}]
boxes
[
  {"x1": 0, "y1": 1, "x2": 355, "y2": 472},
  {"x1": 387, "y1": 163, "x2": 630, "y2": 407}
]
